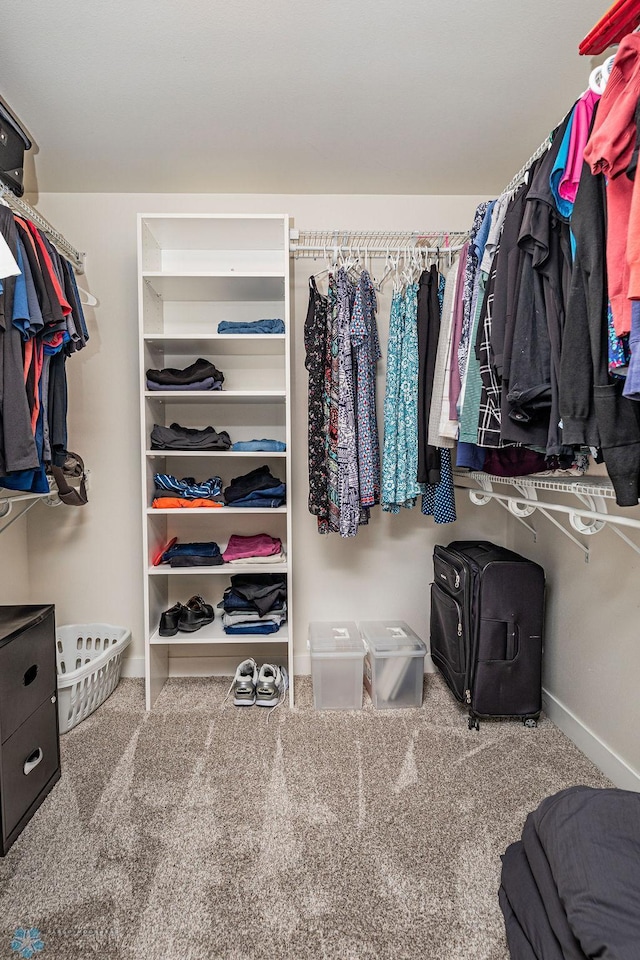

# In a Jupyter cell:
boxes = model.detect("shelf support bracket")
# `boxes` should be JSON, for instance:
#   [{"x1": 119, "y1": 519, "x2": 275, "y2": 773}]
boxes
[
  {"x1": 469, "y1": 477, "x2": 537, "y2": 539},
  {"x1": 0, "y1": 482, "x2": 63, "y2": 536},
  {"x1": 457, "y1": 472, "x2": 640, "y2": 560},
  {"x1": 0, "y1": 498, "x2": 40, "y2": 535},
  {"x1": 462, "y1": 478, "x2": 591, "y2": 561}
]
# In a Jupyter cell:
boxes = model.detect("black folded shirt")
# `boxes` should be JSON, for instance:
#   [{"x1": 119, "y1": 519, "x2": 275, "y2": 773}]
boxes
[
  {"x1": 146, "y1": 357, "x2": 225, "y2": 387},
  {"x1": 150, "y1": 423, "x2": 232, "y2": 451},
  {"x1": 224, "y1": 465, "x2": 284, "y2": 503}
]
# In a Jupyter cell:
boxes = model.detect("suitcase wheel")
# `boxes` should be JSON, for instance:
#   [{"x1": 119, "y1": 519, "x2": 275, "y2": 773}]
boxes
[
  {"x1": 468, "y1": 716, "x2": 480, "y2": 732},
  {"x1": 523, "y1": 717, "x2": 538, "y2": 729}
]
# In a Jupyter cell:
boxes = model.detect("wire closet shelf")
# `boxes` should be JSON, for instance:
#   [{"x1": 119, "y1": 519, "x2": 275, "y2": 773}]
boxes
[
  {"x1": 0, "y1": 182, "x2": 85, "y2": 271},
  {"x1": 289, "y1": 229, "x2": 470, "y2": 260}
]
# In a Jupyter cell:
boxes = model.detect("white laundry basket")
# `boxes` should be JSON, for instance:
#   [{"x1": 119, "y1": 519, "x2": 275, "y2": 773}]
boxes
[{"x1": 56, "y1": 623, "x2": 131, "y2": 733}]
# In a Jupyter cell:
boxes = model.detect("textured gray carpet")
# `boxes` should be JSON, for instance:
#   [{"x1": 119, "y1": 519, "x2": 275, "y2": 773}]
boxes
[{"x1": 0, "y1": 675, "x2": 611, "y2": 960}]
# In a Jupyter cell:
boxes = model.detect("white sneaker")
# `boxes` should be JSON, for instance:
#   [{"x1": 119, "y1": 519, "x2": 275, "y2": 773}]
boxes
[
  {"x1": 255, "y1": 663, "x2": 288, "y2": 707},
  {"x1": 231, "y1": 658, "x2": 258, "y2": 706}
]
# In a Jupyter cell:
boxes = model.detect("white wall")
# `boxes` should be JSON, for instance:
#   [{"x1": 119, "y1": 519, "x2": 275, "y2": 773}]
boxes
[
  {"x1": 0, "y1": 521, "x2": 30, "y2": 604},
  {"x1": 504, "y1": 508, "x2": 640, "y2": 790},
  {"x1": 25, "y1": 191, "x2": 503, "y2": 678}
]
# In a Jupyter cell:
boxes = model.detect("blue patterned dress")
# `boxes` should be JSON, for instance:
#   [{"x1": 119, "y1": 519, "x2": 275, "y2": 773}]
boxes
[{"x1": 382, "y1": 283, "x2": 425, "y2": 511}]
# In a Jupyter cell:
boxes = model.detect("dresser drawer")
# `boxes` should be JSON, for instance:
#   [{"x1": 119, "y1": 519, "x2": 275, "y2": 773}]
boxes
[
  {"x1": 1, "y1": 696, "x2": 60, "y2": 840},
  {"x1": 0, "y1": 609, "x2": 56, "y2": 742}
]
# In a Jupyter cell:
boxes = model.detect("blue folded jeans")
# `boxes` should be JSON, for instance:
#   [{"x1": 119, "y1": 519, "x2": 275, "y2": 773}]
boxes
[
  {"x1": 231, "y1": 439, "x2": 287, "y2": 452},
  {"x1": 223, "y1": 621, "x2": 283, "y2": 635},
  {"x1": 217, "y1": 319, "x2": 285, "y2": 334},
  {"x1": 162, "y1": 541, "x2": 222, "y2": 560},
  {"x1": 231, "y1": 495, "x2": 286, "y2": 508}
]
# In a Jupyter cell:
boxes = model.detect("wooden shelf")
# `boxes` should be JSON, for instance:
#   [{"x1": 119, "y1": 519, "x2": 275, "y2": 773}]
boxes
[
  {"x1": 143, "y1": 273, "x2": 285, "y2": 302},
  {"x1": 146, "y1": 449, "x2": 286, "y2": 458},
  {"x1": 143, "y1": 333, "x2": 286, "y2": 356},
  {"x1": 146, "y1": 506, "x2": 287, "y2": 515},
  {"x1": 144, "y1": 390, "x2": 285, "y2": 403},
  {"x1": 149, "y1": 624, "x2": 289, "y2": 645},
  {"x1": 148, "y1": 562, "x2": 288, "y2": 575}
]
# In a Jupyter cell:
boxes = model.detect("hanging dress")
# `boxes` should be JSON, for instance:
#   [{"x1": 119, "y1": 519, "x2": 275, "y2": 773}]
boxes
[
  {"x1": 304, "y1": 275, "x2": 328, "y2": 521},
  {"x1": 422, "y1": 271, "x2": 457, "y2": 524},
  {"x1": 381, "y1": 288, "x2": 403, "y2": 510},
  {"x1": 350, "y1": 269, "x2": 381, "y2": 509},
  {"x1": 336, "y1": 267, "x2": 360, "y2": 537},
  {"x1": 320, "y1": 274, "x2": 340, "y2": 534},
  {"x1": 382, "y1": 282, "x2": 425, "y2": 511}
]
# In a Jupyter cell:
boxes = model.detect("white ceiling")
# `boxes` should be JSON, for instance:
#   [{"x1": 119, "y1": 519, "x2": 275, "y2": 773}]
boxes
[{"x1": 2, "y1": 0, "x2": 611, "y2": 196}]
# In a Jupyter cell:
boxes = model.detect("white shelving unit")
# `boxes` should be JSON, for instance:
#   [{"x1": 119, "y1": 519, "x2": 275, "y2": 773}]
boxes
[{"x1": 137, "y1": 214, "x2": 292, "y2": 709}]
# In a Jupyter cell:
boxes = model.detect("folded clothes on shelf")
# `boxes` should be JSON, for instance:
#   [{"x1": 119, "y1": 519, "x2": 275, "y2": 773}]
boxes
[
  {"x1": 161, "y1": 540, "x2": 224, "y2": 567},
  {"x1": 225, "y1": 550, "x2": 285, "y2": 564},
  {"x1": 222, "y1": 533, "x2": 283, "y2": 563},
  {"x1": 146, "y1": 357, "x2": 225, "y2": 387},
  {"x1": 222, "y1": 621, "x2": 283, "y2": 635},
  {"x1": 223, "y1": 465, "x2": 286, "y2": 507},
  {"x1": 146, "y1": 377, "x2": 223, "y2": 392},
  {"x1": 150, "y1": 422, "x2": 232, "y2": 451},
  {"x1": 154, "y1": 473, "x2": 223, "y2": 500},
  {"x1": 221, "y1": 598, "x2": 287, "y2": 633},
  {"x1": 229, "y1": 488, "x2": 285, "y2": 508},
  {"x1": 231, "y1": 439, "x2": 286, "y2": 452},
  {"x1": 222, "y1": 606, "x2": 287, "y2": 625},
  {"x1": 221, "y1": 594, "x2": 286, "y2": 615},
  {"x1": 222, "y1": 573, "x2": 287, "y2": 618},
  {"x1": 169, "y1": 555, "x2": 224, "y2": 567},
  {"x1": 151, "y1": 497, "x2": 224, "y2": 509},
  {"x1": 217, "y1": 319, "x2": 285, "y2": 335}
]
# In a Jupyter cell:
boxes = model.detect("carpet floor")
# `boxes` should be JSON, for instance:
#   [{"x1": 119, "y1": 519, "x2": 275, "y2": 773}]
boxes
[{"x1": 0, "y1": 675, "x2": 611, "y2": 960}]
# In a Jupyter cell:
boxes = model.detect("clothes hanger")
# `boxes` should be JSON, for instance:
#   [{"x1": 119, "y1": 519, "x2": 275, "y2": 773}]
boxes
[
  {"x1": 374, "y1": 249, "x2": 394, "y2": 291},
  {"x1": 589, "y1": 53, "x2": 616, "y2": 94},
  {"x1": 76, "y1": 285, "x2": 98, "y2": 307}
]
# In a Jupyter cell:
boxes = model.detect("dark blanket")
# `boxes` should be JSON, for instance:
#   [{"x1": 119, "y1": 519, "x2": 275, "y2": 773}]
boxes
[{"x1": 500, "y1": 786, "x2": 640, "y2": 959}]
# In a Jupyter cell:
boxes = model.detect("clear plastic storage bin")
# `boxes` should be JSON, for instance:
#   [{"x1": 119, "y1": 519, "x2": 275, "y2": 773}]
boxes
[
  {"x1": 309, "y1": 621, "x2": 364, "y2": 710},
  {"x1": 359, "y1": 621, "x2": 426, "y2": 709}
]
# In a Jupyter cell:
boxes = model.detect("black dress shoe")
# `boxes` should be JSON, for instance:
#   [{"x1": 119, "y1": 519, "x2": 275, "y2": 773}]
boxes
[
  {"x1": 178, "y1": 595, "x2": 215, "y2": 632},
  {"x1": 159, "y1": 602, "x2": 185, "y2": 637}
]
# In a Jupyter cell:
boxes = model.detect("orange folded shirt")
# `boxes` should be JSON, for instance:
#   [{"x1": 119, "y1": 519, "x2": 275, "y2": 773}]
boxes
[{"x1": 151, "y1": 497, "x2": 223, "y2": 509}]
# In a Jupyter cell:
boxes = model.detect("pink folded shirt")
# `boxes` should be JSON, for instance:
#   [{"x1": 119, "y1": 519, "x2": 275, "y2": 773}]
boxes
[{"x1": 222, "y1": 533, "x2": 282, "y2": 563}]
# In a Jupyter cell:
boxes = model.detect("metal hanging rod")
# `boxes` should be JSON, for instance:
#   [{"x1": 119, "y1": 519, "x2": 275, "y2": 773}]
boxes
[
  {"x1": 0, "y1": 182, "x2": 85, "y2": 271},
  {"x1": 289, "y1": 229, "x2": 469, "y2": 258},
  {"x1": 501, "y1": 136, "x2": 554, "y2": 198}
]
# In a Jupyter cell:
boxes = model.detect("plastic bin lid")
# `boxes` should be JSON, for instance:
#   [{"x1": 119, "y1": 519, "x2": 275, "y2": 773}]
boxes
[
  {"x1": 358, "y1": 621, "x2": 426, "y2": 658},
  {"x1": 308, "y1": 621, "x2": 364, "y2": 659}
]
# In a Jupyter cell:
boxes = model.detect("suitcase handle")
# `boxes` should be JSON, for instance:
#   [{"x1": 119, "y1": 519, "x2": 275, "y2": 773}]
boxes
[
  {"x1": 506, "y1": 622, "x2": 519, "y2": 661},
  {"x1": 23, "y1": 747, "x2": 43, "y2": 776}
]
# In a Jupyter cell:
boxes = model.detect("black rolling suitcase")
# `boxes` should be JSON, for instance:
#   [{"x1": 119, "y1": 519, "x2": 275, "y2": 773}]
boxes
[{"x1": 430, "y1": 541, "x2": 545, "y2": 730}]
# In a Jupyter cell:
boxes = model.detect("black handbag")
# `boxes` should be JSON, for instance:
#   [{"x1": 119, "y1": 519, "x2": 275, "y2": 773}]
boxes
[{"x1": 0, "y1": 101, "x2": 32, "y2": 197}]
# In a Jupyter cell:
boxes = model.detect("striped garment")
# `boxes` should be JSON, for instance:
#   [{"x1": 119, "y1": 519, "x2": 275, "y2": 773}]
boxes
[{"x1": 153, "y1": 473, "x2": 222, "y2": 499}]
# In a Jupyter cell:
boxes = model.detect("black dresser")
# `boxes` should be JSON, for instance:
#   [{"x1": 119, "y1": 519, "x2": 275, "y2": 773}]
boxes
[{"x1": 0, "y1": 605, "x2": 61, "y2": 855}]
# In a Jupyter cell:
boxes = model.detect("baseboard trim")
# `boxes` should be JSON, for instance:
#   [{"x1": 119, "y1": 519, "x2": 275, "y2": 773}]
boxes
[
  {"x1": 123, "y1": 652, "x2": 436, "y2": 682},
  {"x1": 121, "y1": 656, "x2": 145, "y2": 679},
  {"x1": 542, "y1": 687, "x2": 640, "y2": 792}
]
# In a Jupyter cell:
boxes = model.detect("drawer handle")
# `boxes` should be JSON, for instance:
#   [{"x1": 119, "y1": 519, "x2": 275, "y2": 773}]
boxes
[
  {"x1": 23, "y1": 748, "x2": 43, "y2": 776},
  {"x1": 23, "y1": 664, "x2": 38, "y2": 686}
]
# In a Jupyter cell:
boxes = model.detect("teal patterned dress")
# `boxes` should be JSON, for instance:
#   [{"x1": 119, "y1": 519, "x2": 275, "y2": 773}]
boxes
[{"x1": 382, "y1": 282, "x2": 426, "y2": 511}]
